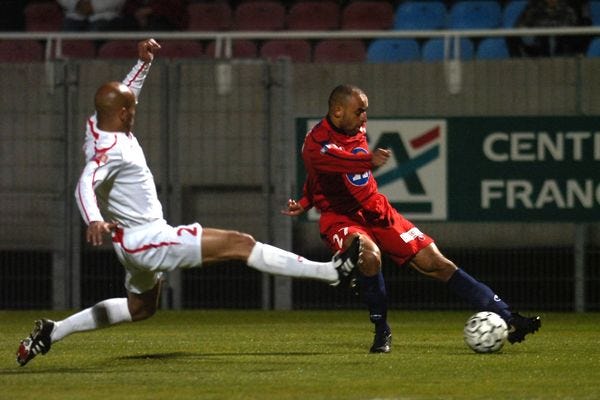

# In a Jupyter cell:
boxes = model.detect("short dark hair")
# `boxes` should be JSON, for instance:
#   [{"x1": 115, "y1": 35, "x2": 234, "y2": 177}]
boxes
[{"x1": 328, "y1": 84, "x2": 363, "y2": 111}]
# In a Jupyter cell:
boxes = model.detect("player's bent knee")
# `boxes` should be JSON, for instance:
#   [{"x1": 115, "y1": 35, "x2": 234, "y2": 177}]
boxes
[
  {"x1": 357, "y1": 238, "x2": 381, "y2": 277},
  {"x1": 129, "y1": 301, "x2": 158, "y2": 321},
  {"x1": 420, "y1": 256, "x2": 457, "y2": 282},
  {"x1": 128, "y1": 285, "x2": 160, "y2": 321}
]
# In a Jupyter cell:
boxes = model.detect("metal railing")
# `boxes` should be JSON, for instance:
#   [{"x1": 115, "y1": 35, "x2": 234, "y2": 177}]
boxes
[{"x1": 2, "y1": 26, "x2": 600, "y2": 58}]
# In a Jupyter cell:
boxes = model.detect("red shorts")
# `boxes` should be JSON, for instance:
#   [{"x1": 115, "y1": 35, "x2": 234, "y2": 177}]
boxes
[{"x1": 319, "y1": 209, "x2": 433, "y2": 267}]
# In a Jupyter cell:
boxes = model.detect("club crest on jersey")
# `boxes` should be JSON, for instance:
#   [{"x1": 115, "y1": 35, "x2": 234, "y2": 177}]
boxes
[{"x1": 346, "y1": 147, "x2": 370, "y2": 186}]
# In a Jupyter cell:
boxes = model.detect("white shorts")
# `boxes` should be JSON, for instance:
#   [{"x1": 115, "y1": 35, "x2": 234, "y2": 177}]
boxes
[{"x1": 111, "y1": 219, "x2": 203, "y2": 294}]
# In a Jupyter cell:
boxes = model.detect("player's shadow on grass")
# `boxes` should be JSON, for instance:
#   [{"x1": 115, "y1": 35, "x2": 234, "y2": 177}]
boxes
[
  {"x1": 2, "y1": 366, "x2": 98, "y2": 375},
  {"x1": 118, "y1": 351, "x2": 325, "y2": 360}
]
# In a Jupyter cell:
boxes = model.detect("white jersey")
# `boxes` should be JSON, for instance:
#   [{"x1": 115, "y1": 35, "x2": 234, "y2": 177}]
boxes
[{"x1": 75, "y1": 60, "x2": 164, "y2": 228}]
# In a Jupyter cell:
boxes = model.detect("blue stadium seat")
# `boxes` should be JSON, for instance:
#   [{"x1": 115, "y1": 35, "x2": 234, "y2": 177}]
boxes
[
  {"x1": 476, "y1": 38, "x2": 510, "y2": 59},
  {"x1": 394, "y1": 1, "x2": 447, "y2": 30},
  {"x1": 422, "y1": 38, "x2": 474, "y2": 62},
  {"x1": 367, "y1": 39, "x2": 420, "y2": 62},
  {"x1": 586, "y1": 37, "x2": 600, "y2": 57},
  {"x1": 448, "y1": 0, "x2": 501, "y2": 30},
  {"x1": 590, "y1": 1, "x2": 600, "y2": 26},
  {"x1": 502, "y1": 0, "x2": 527, "y2": 27}
]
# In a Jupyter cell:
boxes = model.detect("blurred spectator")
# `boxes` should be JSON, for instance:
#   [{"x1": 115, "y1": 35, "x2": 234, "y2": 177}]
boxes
[
  {"x1": 124, "y1": 0, "x2": 188, "y2": 31},
  {"x1": 509, "y1": 0, "x2": 591, "y2": 57},
  {"x1": 57, "y1": 0, "x2": 131, "y2": 31}
]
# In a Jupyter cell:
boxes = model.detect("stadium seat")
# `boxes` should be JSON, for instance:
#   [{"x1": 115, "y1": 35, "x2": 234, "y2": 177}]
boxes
[
  {"x1": 367, "y1": 39, "x2": 420, "y2": 62},
  {"x1": 260, "y1": 40, "x2": 311, "y2": 62},
  {"x1": 447, "y1": 1, "x2": 501, "y2": 30},
  {"x1": 502, "y1": 0, "x2": 527, "y2": 27},
  {"x1": 586, "y1": 37, "x2": 600, "y2": 56},
  {"x1": 341, "y1": 1, "x2": 394, "y2": 30},
  {"x1": 158, "y1": 40, "x2": 203, "y2": 59},
  {"x1": 53, "y1": 40, "x2": 97, "y2": 59},
  {"x1": 97, "y1": 41, "x2": 139, "y2": 60},
  {"x1": 422, "y1": 38, "x2": 474, "y2": 61},
  {"x1": 286, "y1": 1, "x2": 340, "y2": 30},
  {"x1": 233, "y1": 1, "x2": 285, "y2": 30},
  {"x1": 476, "y1": 38, "x2": 509, "y2": 59},
  {"x1": 590, "y1": 1, "x2": 600, "y2": 26},
  {"x1": 0, "y1": 40, "x2": 44, "y2": 62},
  {"x1": 187, "y1": 2, "x2": 232, "y2": 31},
  {"x1": 313, "y1": 40, "x2": 366, "y2": 62},
  {"x1": 24, "y1": 1, "x2": 63, "y2": 31},
  {"x1": 394, "y1": 1, "x2": 447, "y2": 30},
  {"x1": 205, "y1": 40, "x2": 258, "y2": 59}
]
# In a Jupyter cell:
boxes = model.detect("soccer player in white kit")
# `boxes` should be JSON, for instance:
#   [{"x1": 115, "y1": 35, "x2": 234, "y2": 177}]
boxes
[{"x1": 16, "y1": 38, "x2": 361, "y2": 367}]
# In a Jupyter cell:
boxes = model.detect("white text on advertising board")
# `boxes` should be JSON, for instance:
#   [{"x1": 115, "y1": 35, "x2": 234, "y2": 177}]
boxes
[{"x1": 481, "y1": 131, "x2": 600, "y2": 210}]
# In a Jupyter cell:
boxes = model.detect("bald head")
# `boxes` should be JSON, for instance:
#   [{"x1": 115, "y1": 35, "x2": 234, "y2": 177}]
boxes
[
  {"x1": 327, "y1": 84, "x2": 368, "y2": 136},
  {"x1": 95, "y1": 82, "x2": 137, "y2": 132},
  {"x1": 328, "y1": 84, "x2": 364, "y2": 114}
]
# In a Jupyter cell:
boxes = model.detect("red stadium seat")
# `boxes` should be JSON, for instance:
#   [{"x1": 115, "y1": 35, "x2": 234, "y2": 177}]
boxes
[
  {"x1": 233, "y1": 1, "x2": 285, "y2": 30},
  {"x1": 313, "y1": 39, "x2": 366, "y2": 62},
  {"x1": 24, "y1": 1, "x2": 63, "y2": 31},
  {"x1": 260, "y1": 40, "x2": 312, "y2": 62},
  {"x1": 341, "y1": 1, "x2": 394, "y2": 30},
  {"x1": 97, "y1": 41, "x2": 139, "y2": 60},
  {"x1": 0, "y1": 40, "x2": 45, "y2": 62},
  {"x1": 187, "y1": 2, "x2": 232, "y2": 31},
  {"x1": 158, "y1": 40, "x2": 203, "y2": 59},
  {"x1": 205, "y1": 40, "x2": 258, "y2": 59},
  {"x1": 286, "y1": 1, "x2": 340, "y2": 30}
]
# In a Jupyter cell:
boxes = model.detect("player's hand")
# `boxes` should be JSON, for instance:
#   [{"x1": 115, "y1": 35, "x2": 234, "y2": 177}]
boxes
[
  {"x1": 86, "y1": 221, "x2": 117, "y2": 246},
  {"x1": 371, "y1": 148, "x2": 391, "y2": 167},
  {"x1": 138, "y1": 38, "x2": 161, "y2": 63},
  {"x1": 281, "y1": 199, "x2": 305, "y2": 217}
]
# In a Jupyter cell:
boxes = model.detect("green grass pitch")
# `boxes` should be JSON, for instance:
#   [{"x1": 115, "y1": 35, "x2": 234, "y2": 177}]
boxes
[{"x1": 1, "y1": 310, "x2": 599, "y2": 399}]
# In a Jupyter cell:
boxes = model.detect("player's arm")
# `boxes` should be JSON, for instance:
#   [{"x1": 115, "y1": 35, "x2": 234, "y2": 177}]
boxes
[
  {"x1": 282, "y1": 198, "x2": 310, "y2": 216},
  {"x1": 303, "y1": 135, "x2": 376, "y2": 174},
  {"x1": 371, "y1": 148, "x2": 391, "y2": 167},
  {"x1": 74, "y1": 157, "x2": 118, "y2": 246},
  {"x1": 122, "y1": 38, "x2": 161, "y2": 98},
  {"x1": 281, "y1": 179, "x2": 313, "y2": 216},
  {"x1": 86, "y1": 221, "x2": 117, "y2": 246}
]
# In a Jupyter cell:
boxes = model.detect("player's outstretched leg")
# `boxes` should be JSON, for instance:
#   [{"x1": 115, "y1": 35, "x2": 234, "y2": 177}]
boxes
[
  {"x1": 16, "y1": 319, "x2": 55, "y2": 366},
  {"x1": 507, "y1": 312, "x2": 541, "y2": 344},
  {"x1": 330, "y1": 235, "x2": 362, "y2": 288}
]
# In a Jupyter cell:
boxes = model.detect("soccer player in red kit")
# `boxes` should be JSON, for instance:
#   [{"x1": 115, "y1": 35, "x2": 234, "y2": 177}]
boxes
[{"x1": 284, "y1": 84, "x2": 541, "y2": 353}]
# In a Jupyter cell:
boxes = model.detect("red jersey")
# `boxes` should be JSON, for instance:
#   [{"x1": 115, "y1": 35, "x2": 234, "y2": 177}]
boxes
[{"x1": 300, "y1": 117, "x2": 393, "y2": 224}]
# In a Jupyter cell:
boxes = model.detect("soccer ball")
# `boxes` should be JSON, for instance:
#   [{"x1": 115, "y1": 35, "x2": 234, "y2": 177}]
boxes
[{"x1": 464, "y1": 311, "x2": 508, "y2": 353}]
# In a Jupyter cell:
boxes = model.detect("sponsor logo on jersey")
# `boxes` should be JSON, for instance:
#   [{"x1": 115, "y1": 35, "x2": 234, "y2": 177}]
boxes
[
  {"x1": 346, "y1": 147, "x2": 370, "y2": 186},
  {"x1": 400, "y1": 227, "x2": 426, "y2": 243}
]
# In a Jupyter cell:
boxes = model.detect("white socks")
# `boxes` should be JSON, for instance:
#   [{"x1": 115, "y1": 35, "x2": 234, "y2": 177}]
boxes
[
  {"x1": 51, "y1": 298, "x2": 132, "y2": 343},
  {"x1": 247, "y1": 242, "x2": 338, "y2": 283},
  {"x1": 48, "y1": 245, "x2": 338, "y2": 344}
]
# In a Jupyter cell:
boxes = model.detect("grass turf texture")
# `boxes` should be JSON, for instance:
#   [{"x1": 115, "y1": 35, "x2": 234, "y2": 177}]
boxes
[{"x1": 1, "y1": 310, "x2": 599, "y2": 399}]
